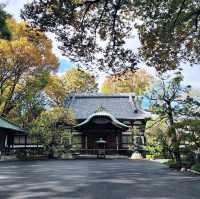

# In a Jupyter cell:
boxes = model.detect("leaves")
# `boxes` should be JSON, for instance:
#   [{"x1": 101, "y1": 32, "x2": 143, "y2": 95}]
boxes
[
  {"x1": 101, "y1": 69, "x2": 152, "y2": 95},
  {"x1": 30, "y1": 107, "x2": 75, "y2": 157},
  {"x1": 22, "y1": 0, "x2": 200, "y2": 72},
  {"x1": 0, "y1": 5, "x2": 11, "y2": 39},
  {"x1": 45, "y1": 68, "x2": 98, "y2": 106},
  {"x1": 134, "y1": 0, "x2": 200, "y2": 71},
  {"x1": 22, "y1": 0, "x2": 137, "y2": 73},
  {"x1": 0, "y1": 17, "x2": 58, "y2": 126}
]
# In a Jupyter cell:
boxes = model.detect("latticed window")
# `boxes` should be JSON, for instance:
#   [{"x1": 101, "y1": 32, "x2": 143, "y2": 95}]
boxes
[{"x1": 14, "y1": 136, "x2": 26, "y2": 144}]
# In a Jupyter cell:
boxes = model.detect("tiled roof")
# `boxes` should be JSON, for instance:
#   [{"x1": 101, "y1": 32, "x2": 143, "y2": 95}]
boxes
[
  {"x1": 0, "y1": 116, "x2": 25, "y2": 133},
  {"x1": 66, "y1": 93, "x2": 151, "y2": 120}
]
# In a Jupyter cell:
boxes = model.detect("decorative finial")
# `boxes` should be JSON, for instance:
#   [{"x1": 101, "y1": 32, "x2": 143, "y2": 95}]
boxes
[{"x1": 95, "y1": 105, "x2": 106, "y2": 113}]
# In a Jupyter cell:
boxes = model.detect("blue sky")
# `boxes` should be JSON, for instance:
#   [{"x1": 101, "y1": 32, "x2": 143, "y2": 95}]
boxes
[
  {"x1": 3, "y1": 0, "x2": 200, "y2": 90},
  {"x1": 59, "y1": 59, "x2": 73, "y2": 73}
]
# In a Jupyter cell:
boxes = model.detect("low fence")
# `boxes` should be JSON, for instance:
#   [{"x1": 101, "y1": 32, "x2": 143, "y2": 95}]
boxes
[{"x1": 73, "y1": 148, "x2": 132, "y2": 156}]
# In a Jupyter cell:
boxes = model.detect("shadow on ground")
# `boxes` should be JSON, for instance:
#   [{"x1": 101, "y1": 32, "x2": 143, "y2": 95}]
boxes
[{"x1": 0, "y1": 159, "x2": 199, "y2": 199}]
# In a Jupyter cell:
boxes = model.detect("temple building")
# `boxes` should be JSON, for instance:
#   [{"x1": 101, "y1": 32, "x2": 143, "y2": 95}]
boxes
[{"x1": 66, "y1": 93, "x2": 151, "y2": 156}]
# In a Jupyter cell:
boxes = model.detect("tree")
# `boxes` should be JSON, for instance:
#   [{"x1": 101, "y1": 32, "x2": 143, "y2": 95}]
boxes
[
  {"x1": 131, "y1": 0, "x2": 200, "y2": 71},
  {"x1": 30, "y1": 107, "x2": 75, "y2": 158},
  {"x1": 21, "y1": 0, "x2": 137, "y2": 73},
  {"x1": 22, "y1": 0, "x2": 200, "y2": 72},
  {"x1": 148, "y1": 74, "x2": 191, "y2": 165},
  {"x1": 0, "y1": 4, "x2": 11, "y2": 39},
  {"x1": 7, "y1": 70, "x2": 50, "y2": 127},
  {"x1": 175, "y1": 97, "x2": 200, "y2": 162},
  {"x1": 45, "y1": 68, "x2": 98, "y2": 106},
  {"x1": 0, "y1": 18, "x2": 58, "y2": 122},
  {"x1": 62, "y1": 68, "x2": 98, "y2": 93},
  {"x1": 101, "y1": 69, "x2": 152, "y2": 95},
  {"x1": 44, "y1": 75, "x2": 66, "y2": 106},
  {"x1": 145, "y1": 118, "x2": 175, "y2": 160}
]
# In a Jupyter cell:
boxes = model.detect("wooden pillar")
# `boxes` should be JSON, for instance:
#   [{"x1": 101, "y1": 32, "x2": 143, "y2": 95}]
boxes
[
  {"x1": 85, "y1": 136, "x2": 88, "y2": 149},
  {"x1": 116, "y1": 135, "x2": 119, "y2": 151}
]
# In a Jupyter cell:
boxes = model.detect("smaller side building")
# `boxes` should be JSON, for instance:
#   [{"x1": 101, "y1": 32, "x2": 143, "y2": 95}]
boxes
[
  {"x1": 0, "y1": 116, "x2": 41, "y2": 157},
  {"x1": 66, "y1": 93, "x2": 151, "y2": 155},
  {"x1": 0, "y1": 116, "x2": 26, "y2": 155}
]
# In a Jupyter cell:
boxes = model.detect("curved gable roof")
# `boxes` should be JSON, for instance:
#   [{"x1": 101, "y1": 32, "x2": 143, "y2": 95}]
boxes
[{"x1": 75, "y1": 111, "x2": 129, "y2": 130}]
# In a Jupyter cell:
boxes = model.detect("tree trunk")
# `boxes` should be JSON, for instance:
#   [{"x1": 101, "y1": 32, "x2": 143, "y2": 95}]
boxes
[
  {"x1": 167, "y1": 103, "x2": 182, "y2": 166},
  {"x1": 2, "y1": 75, "x2": 20, "y2": 116}
]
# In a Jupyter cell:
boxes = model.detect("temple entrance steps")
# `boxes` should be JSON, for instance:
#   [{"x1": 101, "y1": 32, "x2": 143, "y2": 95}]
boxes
[{"x1": 74, "y1": 154, "x2": 129, "y2": 159}]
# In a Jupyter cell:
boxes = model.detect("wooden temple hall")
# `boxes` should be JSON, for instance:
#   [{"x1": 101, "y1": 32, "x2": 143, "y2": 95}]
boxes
[{"x1": 66, "y1": 93, "x2": 151, "y2": 155}]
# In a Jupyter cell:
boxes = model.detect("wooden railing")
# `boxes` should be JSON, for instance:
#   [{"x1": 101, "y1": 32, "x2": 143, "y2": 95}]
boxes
[{"x1": 72, "y1": 148, "x2": 132, "y2": 156}]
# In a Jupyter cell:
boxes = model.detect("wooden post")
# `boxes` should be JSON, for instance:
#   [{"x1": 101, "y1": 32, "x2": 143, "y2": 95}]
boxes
[
  {"x1": 85, "y1": 136, "x2": 88, "y2": 149},
  {"x1": 116, "y1": 135, "x2": 119, "y2": 151}
]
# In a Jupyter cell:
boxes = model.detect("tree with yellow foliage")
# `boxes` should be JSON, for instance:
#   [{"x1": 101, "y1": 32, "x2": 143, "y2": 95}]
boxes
[
  {"x1": 101, "y1": 69, "x2": 152, "y2": 95},
  {"x1": 45, "y1": 68, "x2": 98, "y2": 106},
  {"x1": 0, "y1": 18, "x2": 58, "y2": 124}
]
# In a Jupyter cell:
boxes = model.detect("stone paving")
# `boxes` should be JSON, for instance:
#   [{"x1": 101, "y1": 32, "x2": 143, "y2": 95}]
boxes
[{"x1": 0, "y1": 159, "x2": 199, "y2": 199}]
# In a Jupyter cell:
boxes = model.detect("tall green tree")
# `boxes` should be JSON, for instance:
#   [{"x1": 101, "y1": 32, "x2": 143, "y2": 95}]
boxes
[
  {"x1": 0, "y1": 4, "x2": 11, "y2": 39},
  {"x1": 31, "y1": 107, "x2": 75, "y2": 158},
  {"x1": 148, "y1": 74, "x2": 192, "y2": 164}
]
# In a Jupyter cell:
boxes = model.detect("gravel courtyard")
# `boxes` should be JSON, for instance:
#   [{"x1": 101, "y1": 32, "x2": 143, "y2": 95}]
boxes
[{"x1": 0, "y1": 159, "x2": 199, "y2": 199}]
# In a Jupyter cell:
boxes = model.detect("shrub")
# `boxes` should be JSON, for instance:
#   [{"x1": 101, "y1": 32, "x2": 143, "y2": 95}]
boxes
[
  {"x1": 191, "y1": 164, "x2": 200, "y2": 172},
  {"x1": 165, "y1": 160, "x2": 181, "y2": 170},
  {"x1": 16, "y1": 149, "x2": 27, "y2": 160},
  {"x1": 146, "y1": 154, "x2": 155, "y2": 160}
]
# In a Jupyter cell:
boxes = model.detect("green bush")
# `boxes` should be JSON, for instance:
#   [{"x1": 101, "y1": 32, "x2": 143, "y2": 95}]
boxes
[
  {"x1": 16, "y1": 149, "x2": 27, "y2": 160},
  {"x1": 191, "y1": 164, "x2": 200, "y2": 172},
  {"x1": 165, "y1": 160, "x2": 181, "y2": 170},
  {"x1": 146, "y1": 154, "x2": 155, "y2": 159}
]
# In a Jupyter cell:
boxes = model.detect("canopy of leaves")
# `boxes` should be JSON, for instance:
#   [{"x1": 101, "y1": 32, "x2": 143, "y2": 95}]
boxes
[
  {"x1": 0, "y1": 5, "x2": 11, "y2": 39},
  {"x1": 101, "y1": 69, "x2": 152, "y2": 95},
  {"x1": 0, "y1": 18, "x2": 58, "y2": 126},
  {"x1": 62, "y1": 68, "x2": 98, "y2": 93},
  {"x1": 147, "y1": 74, "x2": 200, "y2": 163},
  {"x1": 22, "y1": 0, "x2": 200, "y2": 72},
  {"x1": 21, "y1": 0, "x2": 137, "y2": 73},
  {"x1": 45, "y1": 68, "x2": 98, "y2": 106},
  {"x1": 30, "y1": 107, "x2": 75, "y2": 157},
  {"x1": 133, "y1": 0, "x2": 200, "y2": 71}
]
